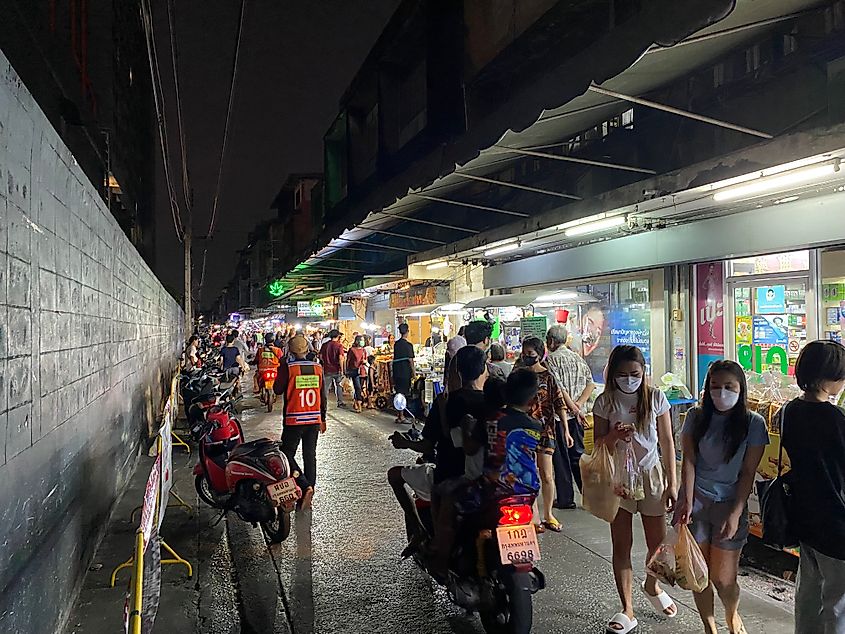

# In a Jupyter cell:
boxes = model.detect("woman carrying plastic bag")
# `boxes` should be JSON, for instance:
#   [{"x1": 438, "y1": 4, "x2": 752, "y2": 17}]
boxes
[
  {"x1": 579, "y1": 442, "x2": 619, "y2": 523},
  {"x1": 674, "y1": 360, "x2": 769, "y2": 634}
]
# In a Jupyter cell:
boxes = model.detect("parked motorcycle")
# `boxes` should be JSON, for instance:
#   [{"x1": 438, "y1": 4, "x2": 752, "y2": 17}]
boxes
[
  {"x1": 191, "y1": 395, "x2": 299, "y2": 543},
  {"x1": 392, "y1": 395, "x2": 544, "y2": 634}
]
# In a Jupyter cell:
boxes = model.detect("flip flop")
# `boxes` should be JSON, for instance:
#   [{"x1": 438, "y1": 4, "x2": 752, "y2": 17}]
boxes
[
  {"x1": 543, "y1": 518, "x2": 563, "y2": 532},
  {"x1": 641, "y1": 582, "x2": 677, "y2": 619},
  {"x1": 606, "y1": 612, "x2": 638, "y2": 634},
  {"x1": 534, "y1": 523, "x2": 546, "y2": 534}
]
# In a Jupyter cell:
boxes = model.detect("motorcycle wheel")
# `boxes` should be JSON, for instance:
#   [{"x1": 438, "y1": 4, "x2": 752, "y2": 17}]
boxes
[
  {"x1": 479, "y1": 576, "x2": 533, "y2": 634},
  {"x1": 264, "y1": 387, "x2": 273, "y2": 412},
  {"x1": 195, "y1": 474, "x2": 218, "y2": 508},
  {"x1": 261, "y1": 508, "x2": 291, "y2": 543}
]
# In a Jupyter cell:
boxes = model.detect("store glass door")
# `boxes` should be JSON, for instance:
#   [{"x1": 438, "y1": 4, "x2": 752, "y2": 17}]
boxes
[{"x1": 726, "y1": 276, "x2": 815, "y2": 379}]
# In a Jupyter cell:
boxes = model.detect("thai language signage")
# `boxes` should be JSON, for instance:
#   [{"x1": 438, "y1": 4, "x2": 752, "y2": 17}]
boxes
[{"x1": 695, "y1": 262, "x2": 725, "y2": 390}]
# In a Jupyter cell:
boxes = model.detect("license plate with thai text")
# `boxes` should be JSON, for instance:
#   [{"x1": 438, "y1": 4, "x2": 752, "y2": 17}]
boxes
[
  {"x1": 496, "y1": 524, "x2": 541, "y2": 565},
  {"x1": 266, "y1": 477, "x2": 298, "y2": 506}
]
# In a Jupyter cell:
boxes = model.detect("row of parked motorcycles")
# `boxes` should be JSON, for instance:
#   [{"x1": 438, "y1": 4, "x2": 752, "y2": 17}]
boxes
[{"x1": 180, "y1": 364, "x2": 300, "y2": 542}]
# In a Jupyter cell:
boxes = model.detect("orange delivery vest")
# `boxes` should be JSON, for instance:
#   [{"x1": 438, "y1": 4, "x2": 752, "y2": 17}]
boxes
[{"x1": 284, "y1": 360, "x2": 324, "y2": 425}]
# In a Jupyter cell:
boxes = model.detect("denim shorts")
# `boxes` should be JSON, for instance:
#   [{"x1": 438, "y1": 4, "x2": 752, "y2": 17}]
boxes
[{"x1": 689, "y1": 495, "x2": 749, "y2": 551}]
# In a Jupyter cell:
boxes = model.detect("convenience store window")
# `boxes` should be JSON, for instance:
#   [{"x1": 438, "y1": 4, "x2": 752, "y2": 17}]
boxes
[
  {"x1": 821, "y1": 248, "x2": 845, "y2": 344},
  {"x1": 726, "y1": 250, "x2": 813, "y2": 378}
]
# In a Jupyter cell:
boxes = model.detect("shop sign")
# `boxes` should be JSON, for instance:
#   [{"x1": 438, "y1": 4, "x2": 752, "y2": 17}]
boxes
[
  {"x1": 389, "y1": 286, "x2": 448, "y2": 309},
  {"x1": 609, "y1": 308, "x2": 651, "y2": 361},
  {"x1": 738, "y1": 343, "x2": 788, "y2": 375},
  {"x1": 752, "y1": 315, "x2": 788, "y2": 345},
  {"x1": 297, "y1": 301, "x2": 325, "y2": 318},
  {"x1": 695, "y1": 262, "x2": 725, "y2": 389},
  {"x1": 519, "y1": 316, "x2": 548, "y2": 341},
  {"x1": 823, "y1": 283, "x2": 845, "y2": 302}
]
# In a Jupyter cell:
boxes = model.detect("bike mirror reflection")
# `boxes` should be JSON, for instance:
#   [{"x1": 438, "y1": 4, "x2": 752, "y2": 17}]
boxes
[{"x1": 393, "y1": 393, "x2": 407, "y2": 412}]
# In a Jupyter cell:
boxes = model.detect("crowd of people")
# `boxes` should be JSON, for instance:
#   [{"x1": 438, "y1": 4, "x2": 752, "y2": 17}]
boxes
[
  {"x1": 192, "y1": 321, "x2": 845, "y2": 634},
  {"x1": 389, "y1": 326, "x2": 845, "y2": 634}
]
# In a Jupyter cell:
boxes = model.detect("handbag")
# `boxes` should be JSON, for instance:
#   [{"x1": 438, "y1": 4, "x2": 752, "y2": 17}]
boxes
[{"x1": 760, "y1": 401, "x2": 798, "y2": 549}]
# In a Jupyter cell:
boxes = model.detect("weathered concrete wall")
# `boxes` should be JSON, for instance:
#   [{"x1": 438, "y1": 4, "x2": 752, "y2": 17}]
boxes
[{"x1": 0, "y1": 52, "x2": 183, "y2": 632}]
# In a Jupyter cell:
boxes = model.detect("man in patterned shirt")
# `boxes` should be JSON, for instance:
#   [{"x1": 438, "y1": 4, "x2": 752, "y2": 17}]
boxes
[{"x1": 545, "y1": 324, "x2": 595, "y2": 496}]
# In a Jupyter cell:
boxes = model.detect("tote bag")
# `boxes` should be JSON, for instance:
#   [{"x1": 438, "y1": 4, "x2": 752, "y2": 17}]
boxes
[{"x1": 760, "y1": 401, "x2": 798, "y2": 549}]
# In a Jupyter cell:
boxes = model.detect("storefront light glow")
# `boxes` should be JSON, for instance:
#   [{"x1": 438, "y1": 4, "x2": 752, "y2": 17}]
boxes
[
  {"x1": 295, "y1": 323, "x2": 302, "y2": 330},
  {"x1": 474, "y1": 236, "x2": 518, "y2": 252},
  {"x1": 484, "y1": 243, "x2": 520, "y2": 257},
  {"x1": 712, "y1": 164, "x2": 837, "y2": 202},
  {"x1": 439, "y1": 303, "x2": 465, "y2": 313},
  {"x1": 564, "y1": 215, "x2": 627, "y2": 237}
]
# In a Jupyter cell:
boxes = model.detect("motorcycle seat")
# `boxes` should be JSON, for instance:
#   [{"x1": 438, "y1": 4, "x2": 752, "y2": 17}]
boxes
[{"x1": 228, "y1": 438, "x2": 278, "y2": 458}]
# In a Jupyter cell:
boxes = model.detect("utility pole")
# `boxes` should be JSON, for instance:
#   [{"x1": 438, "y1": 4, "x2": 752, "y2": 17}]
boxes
[{"x1": 184, "y1": 208, "x2": 193, "y2": 333}]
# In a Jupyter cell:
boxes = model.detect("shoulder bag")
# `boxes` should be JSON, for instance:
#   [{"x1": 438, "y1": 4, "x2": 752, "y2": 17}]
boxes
[{"x1": 760, "y1": 400, "x2": 798, "y2": 549}]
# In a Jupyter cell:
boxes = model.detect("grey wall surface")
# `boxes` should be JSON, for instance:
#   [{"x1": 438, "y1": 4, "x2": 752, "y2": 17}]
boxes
[{"x1": 0, "y1": 52, "x2": 183, "y2": 632}]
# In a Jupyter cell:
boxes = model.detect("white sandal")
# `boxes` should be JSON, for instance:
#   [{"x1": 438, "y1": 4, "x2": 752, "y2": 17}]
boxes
[
  {"x1": 641, "y1": 581, "x2": 677, "y2": 619},
  {"x1": 606, "y1": 612, "x2": 638, "y2": 633}
]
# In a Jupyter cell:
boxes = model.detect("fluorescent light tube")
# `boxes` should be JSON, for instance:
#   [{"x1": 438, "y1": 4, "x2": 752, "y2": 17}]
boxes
[
  {"x1": 484, "y1": 243, "x2": 520, "y2": 257},
  {"x1": 426, "y1": 261, "x2": 450, "y2": 270},
  {"x1": 712, "y1": 164, "x2": 836, "y2": 202},
  {"x1": 564, "y1": 215, "x2": 626, "y2": 237}
]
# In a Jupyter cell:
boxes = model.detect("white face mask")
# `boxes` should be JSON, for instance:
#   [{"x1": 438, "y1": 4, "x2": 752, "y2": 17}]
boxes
[
  {"x1": 710, "y1": 388, "x2": 740, "y2": 411},
  {"x1": 615, "y1": 376, "x2": 642, "y2": 393}
]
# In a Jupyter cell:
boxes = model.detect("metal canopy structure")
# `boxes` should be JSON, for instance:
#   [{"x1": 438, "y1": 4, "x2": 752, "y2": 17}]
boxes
[{"x1": 268, "y1": 0, "x2": 825, "y2": 301}]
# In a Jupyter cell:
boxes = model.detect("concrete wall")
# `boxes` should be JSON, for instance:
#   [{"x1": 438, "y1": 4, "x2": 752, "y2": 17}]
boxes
[{"x1": 0, "y1": 52, "x2": 183, "y2": 632}]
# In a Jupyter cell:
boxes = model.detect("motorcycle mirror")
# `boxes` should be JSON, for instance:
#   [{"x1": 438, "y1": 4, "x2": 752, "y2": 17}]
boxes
[{"x1": 392, "y1": 393, "x2": 407, "y2": 412}]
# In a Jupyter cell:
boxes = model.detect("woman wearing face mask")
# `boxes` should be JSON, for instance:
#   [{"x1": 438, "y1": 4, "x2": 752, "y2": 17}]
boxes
[
  {"x1": 593, "y1": 345, "x2": 677, "y2": 634},
  {"x1": 520, "y1": 337, "x2": 583, "y2": 533},
  {"x1": 674, "y1": 360, "x2": 768, "y2": 634},
  {"x1": 780, "y1": 340, "x2": 845, "y2": 634}
]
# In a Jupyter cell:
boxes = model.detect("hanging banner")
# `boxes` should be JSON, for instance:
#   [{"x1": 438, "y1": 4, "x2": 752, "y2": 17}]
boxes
[{"x1": 696, "y1": 262, "x2": 725, "y2": 390}]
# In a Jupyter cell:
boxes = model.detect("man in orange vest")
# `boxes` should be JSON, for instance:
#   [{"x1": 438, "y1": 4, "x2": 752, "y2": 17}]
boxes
[
  {"x1": 275, "y1": 334, "x2": 327, "y2": 509},
  {"x1": 254, "y1": 332, "x2": 283, "y2": 394}
]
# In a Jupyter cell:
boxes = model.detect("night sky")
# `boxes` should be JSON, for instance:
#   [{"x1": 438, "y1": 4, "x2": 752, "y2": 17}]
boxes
[{"x1": 152, "y1": 0, "x2": 400, "y2": 308}]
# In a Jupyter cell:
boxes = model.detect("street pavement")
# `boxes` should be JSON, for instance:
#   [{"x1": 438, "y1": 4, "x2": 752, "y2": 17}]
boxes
[
  {"x1": 66, "y1": 380, "x2": 796, "y2": 634},
  {"x1": 234, "y1": 388, "x2": 795, "y2": 634}
]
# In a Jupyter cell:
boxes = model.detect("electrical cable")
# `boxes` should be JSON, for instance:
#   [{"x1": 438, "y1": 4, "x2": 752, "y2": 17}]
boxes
[{"x1": 166, "y1": 0, "x2": 191, "y2": 215}]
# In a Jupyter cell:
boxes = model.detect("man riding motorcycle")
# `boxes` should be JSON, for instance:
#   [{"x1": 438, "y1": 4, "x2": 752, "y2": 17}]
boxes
[{"x1": 254, "y1": 333, "x2": 283, "y2": 394}]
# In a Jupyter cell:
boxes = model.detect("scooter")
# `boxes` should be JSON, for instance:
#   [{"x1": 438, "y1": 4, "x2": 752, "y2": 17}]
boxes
[
  {"x1": 192, "y1": 394, "x2": 299, "y2": 542},
  {"x1": 258, "y1": 367, "x2": 278, "y2": 413},
  {"x1": 391, "y1": 395, "x2": 544, "y2": 634}
]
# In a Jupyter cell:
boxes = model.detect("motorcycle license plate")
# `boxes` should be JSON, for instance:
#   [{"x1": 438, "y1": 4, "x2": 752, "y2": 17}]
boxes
[
  {"x1": 266, "y1": 477, "x2": 298, "y2": 506},
  {"x1": 496, "y1": 524, "x2": 541, "y2": 565}
]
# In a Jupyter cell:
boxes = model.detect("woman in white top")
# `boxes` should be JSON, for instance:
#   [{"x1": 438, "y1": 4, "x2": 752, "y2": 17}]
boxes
[{"x1": 593, "y1": 345, "x2": 678, "y2": 634}]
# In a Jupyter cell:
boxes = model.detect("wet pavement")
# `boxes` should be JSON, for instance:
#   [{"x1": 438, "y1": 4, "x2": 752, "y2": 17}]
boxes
[
  {"x1": 233, "y1": 386, "x2": 795, "y2": 634},
  {"x1": 67, "y1": 377, "x2": 796, "y2": 633}
]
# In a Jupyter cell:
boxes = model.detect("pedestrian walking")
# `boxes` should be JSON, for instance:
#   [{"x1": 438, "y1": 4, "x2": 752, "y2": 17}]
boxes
[
  {"x1": 519, "y1": 337, "x2": 583, "y2": 533},
  {"x1": 346, "y1": 336, "x2": 367, "y2": 412},
  {"x1": 275, "y1": 335, "x2": 328, "y2": 510},
  {"x1": 319, "y1": 329, "x2": 346, "y2": 408},
  {"x1": 780, "y1": 340, "x2": 845, "y2": 634},
  {"x1": 593, "y1": 344, "x2": 678, "y2": 634},
  {"x1": 392, "y1": 323, "x2": 415, "y2": 423},
  {"x1": 674, "y1": 360, "x2": 768, "y2": 634},
  {"x1": 545, "y1": 324, "x2": 594, "y2": 505}
]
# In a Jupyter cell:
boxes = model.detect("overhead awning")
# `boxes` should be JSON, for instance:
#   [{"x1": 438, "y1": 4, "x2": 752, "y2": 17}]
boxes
[
  {"x1": 464, "y1": 290, "x2": 597, "y2": 309},
  {"x1": 397, "y1": 304, "x2": 442, "y2": 316}
]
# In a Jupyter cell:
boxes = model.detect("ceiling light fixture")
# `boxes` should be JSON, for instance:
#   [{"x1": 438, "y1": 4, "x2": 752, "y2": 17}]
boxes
[
  {"x1": 712, "y1": 164, "x2": 837, "y2": 202},
  {"x1": 474, "y1": 237, "x2": 518, "y2": 252},
  {"x1": 484, "y1": 243, "x2": 520, "y2": 257},
  {"x1": 564, "y1": 215, "x2": 627, "y2": 237},
  {"x1": 426, "y1": 261, "x2": 451, "y2": 270},
  {"x1": 535, "y1": 292, "x2": 578, "y2": 302}
]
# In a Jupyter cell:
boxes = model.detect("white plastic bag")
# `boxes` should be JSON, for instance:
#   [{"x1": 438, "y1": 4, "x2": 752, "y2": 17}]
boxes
[{"x1": 579, "y1": 443, "x2": 620, "y2": 523}]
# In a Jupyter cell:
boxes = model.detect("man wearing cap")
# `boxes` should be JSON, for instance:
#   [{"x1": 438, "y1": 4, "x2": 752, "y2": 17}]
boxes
[
  {"x1": 319, "y1": 329, "x2": 346, "y2": 408},
  {"x1": 275, "y1": 334, "x2": 328, "y2": 509}
]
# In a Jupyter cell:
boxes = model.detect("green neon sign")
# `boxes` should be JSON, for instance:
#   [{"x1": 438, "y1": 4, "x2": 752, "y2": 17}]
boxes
[{"x1": 268, "y1": 279, "x2": 286, "y2": 298}]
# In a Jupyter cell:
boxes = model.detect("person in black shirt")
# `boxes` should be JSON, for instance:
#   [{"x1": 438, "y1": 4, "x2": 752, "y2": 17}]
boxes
[
  {"x1": 429, "y1": 346, "x2": 488, "y2": 578},
  {"x1": 781, "y1": 340, "x2": 845, "y2": 634},
  {"x1": 392, "y1": 323, "x2": 415, "y2": 424}
]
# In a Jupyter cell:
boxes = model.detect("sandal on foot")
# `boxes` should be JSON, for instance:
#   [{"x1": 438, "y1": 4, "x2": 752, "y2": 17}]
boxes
[
  {"x1": 606, "y1": 612, "x2": 638, "y2": 634},
  {"x1": 543, "y1": 518, "x2": 563, "y2": 532},
  {"x1": 534, "y1": 523, "x2": 546, "y2": 534},
  {"x1": 641, "y1": 582, "x2": 677, "y2": 619}
]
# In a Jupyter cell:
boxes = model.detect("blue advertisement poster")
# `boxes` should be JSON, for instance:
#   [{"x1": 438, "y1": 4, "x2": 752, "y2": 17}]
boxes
[
  {"x1": 609, "y1": 307, "x2": 652, "y2": 370},
  {"x1": 756, "y1": 285, "x2": 786, "y2": 314},
  {"x1": 752, "y1": 315, "x2": 788, "y2": 345}
]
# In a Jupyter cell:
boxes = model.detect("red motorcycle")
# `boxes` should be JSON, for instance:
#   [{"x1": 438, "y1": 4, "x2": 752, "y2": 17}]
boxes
[
  {"x1": 192, "y1": 398, "x2": 299, "y2": 542},
  {"x1": 259, "y1": 367, "x2": 278, "y2": 413}
]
